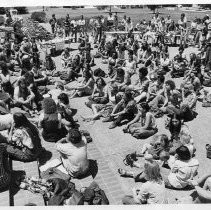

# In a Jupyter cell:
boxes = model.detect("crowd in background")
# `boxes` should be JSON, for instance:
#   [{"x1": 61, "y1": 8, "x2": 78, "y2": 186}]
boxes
[{"x1": 0, "y1": 10, "x2": 211, "y2": 205}]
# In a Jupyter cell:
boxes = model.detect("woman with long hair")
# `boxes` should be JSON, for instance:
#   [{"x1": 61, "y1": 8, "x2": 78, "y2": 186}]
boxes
[
  {"x1": 0, "y1": 62, "x2": 14, "y2": 96},
  {"x1": 5, "y1": 112, "x2": 42, "y2": 162},
  {"x1": 123, "y1": 102, "x2": 158, "y2": 139},
  {"x1": 39, "y1": 97, "x2": 67, "y2": 142},
  {"x1": 66, "y1": 69, "x2": 95, "y2": 98},
  {"x1": 122, "y1": 160, "x2": 167, "y2": 204},
  {"x1": 13, "y1": 77, "x2": 35, "y2": 113}
]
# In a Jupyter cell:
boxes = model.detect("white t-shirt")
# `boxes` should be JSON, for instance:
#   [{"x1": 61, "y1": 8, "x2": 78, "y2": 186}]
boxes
[
  {"x1": 135, "y1": 181, "x2": 167, "y2": 204},
  {"x1": 78, "y1": 20, "x2": 85, "y2": 26},
  {"x1": 167, "y1": 156, "x2": 199, "y2": 189},
  {"x1": 0, "y1": 114, "x2": 13, "y2": 131},
  {"x1": 107, "y1": 16, "x2": 114, "y2": 21},
  {"x1": 55, "y1": 136, "x2": 89, "y2": 177}
]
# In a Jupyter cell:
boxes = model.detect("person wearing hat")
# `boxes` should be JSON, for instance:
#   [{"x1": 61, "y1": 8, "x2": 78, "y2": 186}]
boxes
[
  {"x1": 55, "y1": 129, "x2": 89, "y2": 178},
  {"x1": 161, "y1": 145, "x2": 199, "y2": 189}
]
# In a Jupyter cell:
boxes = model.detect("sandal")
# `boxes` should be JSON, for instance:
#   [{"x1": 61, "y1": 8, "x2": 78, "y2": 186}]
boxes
[
  {"x1": 118, "y1": 168, "x2": 127, "y2": 176},
  {"x1": 123, "y1": 154, "x2": 135, "y2": 167}
]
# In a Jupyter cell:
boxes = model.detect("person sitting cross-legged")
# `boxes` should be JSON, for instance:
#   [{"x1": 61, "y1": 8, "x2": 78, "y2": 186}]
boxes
[
  {"x1": 55, "y1": 129, "x2": 90, "y2": 178},
  {"x1": 104, "y1": 88, "x2": 138, "y2": 129}
]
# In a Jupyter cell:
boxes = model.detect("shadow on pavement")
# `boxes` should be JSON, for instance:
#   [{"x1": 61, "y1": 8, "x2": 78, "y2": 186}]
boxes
[{"x1": 77, "y1": 159, "x2": 98, "y2": 180}]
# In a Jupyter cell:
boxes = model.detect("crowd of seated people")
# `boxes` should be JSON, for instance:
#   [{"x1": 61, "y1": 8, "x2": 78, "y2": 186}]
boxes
[{"x1": 0, "y1": 11, "x2": 211, "y2": 205}]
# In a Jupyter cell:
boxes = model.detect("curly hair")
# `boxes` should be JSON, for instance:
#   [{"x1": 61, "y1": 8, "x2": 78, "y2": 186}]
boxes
[
  {"x1": 67, "y1": 129, "x2": 82, "y2": 144},
  {"x1": 42, "y1": 98, "x2": 57, "y2": 114},
  {"x1": 139, "y1": 67, "x2": 148, "y2": 77},
  {"x1": 140, "y1": 102, "x2": 150, "y2": 112},
  {"x1": 165, "y1": 80, "x2": 176, "y2": 90}
]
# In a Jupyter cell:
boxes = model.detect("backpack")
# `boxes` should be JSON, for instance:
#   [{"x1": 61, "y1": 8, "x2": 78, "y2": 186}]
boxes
[
  {"x1": 82, "y1": 181, "x2": 109, "y2": 205},
  {"x1": 0, "y1": 144, "x2": 11, "y2": 191},
  {"x1": 206, "y1": 144, "x2": 211, "y2": 159},
  {"x1": 47, "y1": 178, "x2": 81, "y2": 206}
]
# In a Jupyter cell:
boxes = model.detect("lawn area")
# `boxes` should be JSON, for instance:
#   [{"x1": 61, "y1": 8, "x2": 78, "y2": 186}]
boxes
[{"x1": 26, "y1": 6, "x2": 211, "y2": 26}]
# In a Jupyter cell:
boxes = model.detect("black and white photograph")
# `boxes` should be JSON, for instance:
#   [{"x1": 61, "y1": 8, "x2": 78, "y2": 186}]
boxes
[{"x1": 0, "y1": 3, "x2": 211, "y2": 206}]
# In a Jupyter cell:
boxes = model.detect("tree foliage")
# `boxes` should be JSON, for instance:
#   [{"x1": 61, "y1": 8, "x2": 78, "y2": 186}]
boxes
[
  {"x1": 147, "y1": 5, "x2": 159, "y2": 13},
  {"x1": 0, "y1": 7, "x2": 6, "y2": 15},
  {"x1": 31, "y1": 11, "x2": 46, "y2": 23},
  {"x1": 198, "y1": 4, "x2": 211, "y2": 10},
  {"x1": 14, "y1": 7, "x2": 28, "y2": 14}
]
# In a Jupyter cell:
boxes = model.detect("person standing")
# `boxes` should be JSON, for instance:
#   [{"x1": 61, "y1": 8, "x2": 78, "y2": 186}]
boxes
[
  {"x1": 70, "y1": 19, "x2": 78, "y2": 43},
  {"x1": 114, "y1": 12, "x2": 118, "y2": 31},
  {"x1": 107, "y1": 12, "x2": 114, "y2": 30},
  {"x1": 64, "y1": 16, "x2": 71, "y2": 38},
  {"x1": 125, "y1": 17, "x2": 133, "y2": 32},
  {"x1": 49, "y1": 14, "x2": 57, "y2": 34},
  {"x1": 78, "y1": 15, "x2": 86, "y2": 35},
  {"x1": 94, "y1": 16, "x2": 103, "y2": 44}
]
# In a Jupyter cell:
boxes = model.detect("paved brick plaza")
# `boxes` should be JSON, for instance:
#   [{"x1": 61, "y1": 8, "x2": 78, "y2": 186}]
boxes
[{"x1": 0, "y1": 41, "x2": 211, "y2": 205}]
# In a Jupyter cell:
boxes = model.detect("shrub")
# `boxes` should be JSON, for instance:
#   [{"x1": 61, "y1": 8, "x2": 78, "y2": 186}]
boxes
[
  {"x1": 14, "y1": 7, "x2": 28, "y2": 14},
  {"x1": 96, "y1": 6, "x2": 108, "y2": 10},
  {"x1": 31, "y1": 11, "x2": 46, "y2": 23},
  {"x1": 57, "y1": 17, "x2": 65, "y2": 27},
  {"x1": 0, "y1": 7, "x2": 6, "y2": 15}
]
